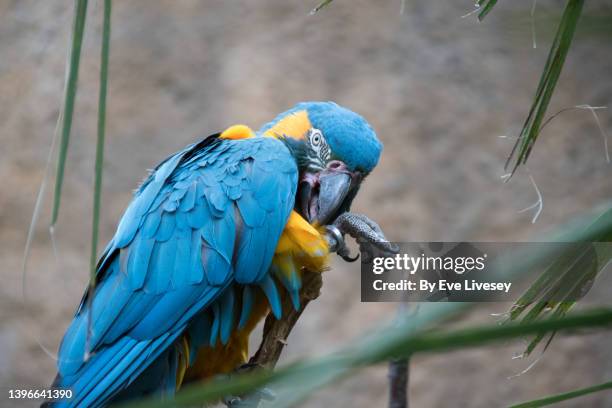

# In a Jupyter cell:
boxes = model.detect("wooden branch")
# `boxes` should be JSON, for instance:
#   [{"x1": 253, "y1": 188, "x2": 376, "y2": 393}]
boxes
[
  {"x1": 249, "y1": 271, "x2": 323, "y2": 369},
  {"x1": 388, "y1": 358, "x2": 410, "y2": 408},
  {"x1": 388, "y1": 304, "x2": 417, "y2": 408}
]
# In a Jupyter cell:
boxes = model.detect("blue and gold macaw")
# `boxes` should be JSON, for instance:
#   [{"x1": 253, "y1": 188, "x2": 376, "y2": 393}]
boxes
[{"x1": 47, "y1": 101, "x2": 382, "y2": 407}]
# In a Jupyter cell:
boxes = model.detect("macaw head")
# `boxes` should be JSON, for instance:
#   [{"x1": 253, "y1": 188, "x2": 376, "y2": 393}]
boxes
[{"x1": 260, "y1": 101, "x2": 382, "y2": 225}]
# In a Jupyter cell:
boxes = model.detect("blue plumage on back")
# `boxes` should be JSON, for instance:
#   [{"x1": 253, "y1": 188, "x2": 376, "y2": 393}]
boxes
[{"x1": 52, "y1": 135, "x2": 298, "y2": 407}]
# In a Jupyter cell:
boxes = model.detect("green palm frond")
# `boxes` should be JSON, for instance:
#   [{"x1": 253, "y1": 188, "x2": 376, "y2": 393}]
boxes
[
  {"x1": 509, "y1": 380, "x2": 612, "y2": 408},
  {"x1": 51, "y1": 0, "x2": 89, "y2": 226},
  {"x1": 505, "y1": 0, "x2": 584, "y2": 175},
  {"x1": 505, "y1": 205, "x2": 612, "y2": 355},
  {"x1": 475, "y1": 0, "x2": 499, "y2": 21}
]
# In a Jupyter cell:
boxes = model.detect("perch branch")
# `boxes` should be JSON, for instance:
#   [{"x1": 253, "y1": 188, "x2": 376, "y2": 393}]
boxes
[
  {"x1": 249, "y1": 271, "x2": 323, "y2": 369},
  {"x1": 388, "y1": 358, "x2": 409, "y2": 408}
]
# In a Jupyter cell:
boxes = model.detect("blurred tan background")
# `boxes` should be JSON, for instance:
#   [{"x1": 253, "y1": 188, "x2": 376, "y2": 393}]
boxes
[{"x1": 1, "y1": 1, "x2": 611, "y2": 407}]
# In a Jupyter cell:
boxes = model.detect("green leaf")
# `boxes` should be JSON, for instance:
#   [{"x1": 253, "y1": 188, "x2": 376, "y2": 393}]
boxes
[
  {"x1": 90, "y1": 0, "x2": 111, "y2": 280},
  {"x1": 51, "y1": 0, "x2": 89, "y2": 226},
  {"x1": 505, "y1": 0, "x2": 585, "y2": 175},
  {"x1": 310, "y1": 0, "x2": 334, "y2": 15},
  {"x1": 506, "y1": 205, "x2": 612, "y2": 355},
  {"x1": 125, "y1": 308, "x2": 612, "y2": 408},
  {"x1": 476, "y1": 0, "x2": 499, "y2": 21},
  {"x1": 509, "y1": 380, "x2": 612, "y2": 408}
]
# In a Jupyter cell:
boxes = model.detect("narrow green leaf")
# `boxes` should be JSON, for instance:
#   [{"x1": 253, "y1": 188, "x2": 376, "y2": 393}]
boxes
[
  {"x1": 509, "y1": 380, "x2": 612, "y2": 408},
  {"x1": 51, "y1": 0, "x2": 89, "y2": 225},
  {"x1": 310, "y1": 0, "x2": 334, "y2": 14},
  {"x1": 126, "y1": 308, "x2": 612, "y2": 408},
  {"x1": 476, "y1": 0, "x2": 499, "y2": 21},
  {"x1": 505, "y1": 0, "x2": 584, "y2": 175},
  {"x1": 90, "y1": 0, "x2": 111, "y2": 279},
  {"x1": 509, "y1": 244, "x2": 590, "y2": 320}
]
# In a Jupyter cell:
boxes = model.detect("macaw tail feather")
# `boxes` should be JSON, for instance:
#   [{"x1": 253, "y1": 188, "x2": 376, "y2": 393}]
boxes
[{"x1": 42, "y1": 330, "x2": 184, "y2": 408}]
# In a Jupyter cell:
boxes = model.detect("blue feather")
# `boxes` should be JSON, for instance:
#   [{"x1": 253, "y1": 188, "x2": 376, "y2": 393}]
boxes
[
  {"x1": 175, "y1": 211, "x2": 189, "y2": 231},
  {"x1": 207, "y1": 186, "x2": 229, "y2": 215},
  {"x1": 259, "y1": 274, "x2": 282, "y2": 319},
  {"x1": 236, "y1": 191, "x2": 267, "y2": 228},
  {"x1": 179, "y1": 181, "x2": 197, "y2": 212},
  {"x1": 104, "y1": 292, "x2": 160, "y2": 343},
  {"x1": 162, "y1": 198, "x2": 179, "y2": 213},
  {"x1": 130, "y1": 286, "x2": 203, "y2": 339},
  {"x1": 172, "y1": 228, "x2": 192, "y2": 287},
  {"x1": 188, "y1": 229, "x2": 204, "y2": 284},
  {"x1": 239, "y1": 285, "x2": 255, "y2": 329},
  {"x1": 219, "y1": 288, "x2": 235, "y2": 345},
  {"x1": 155, "y1": 212, "x2": 175, "y2": 242},
  {"x1": 273, "y1": 263, "x2": 301, "y2": 311},
  {"x1": 148, "y1": 236, "x2": 177, "y2": 293},
  {"x1": 235, "y1": 222, "x2": 275, "y2": 284},
  {"x1": 186, "y1": 197, "x2": 208, "y2": 229},
  {"x1": 141, "y1": 209, "x2": 162, "y2": 239},
  {"x1": 209, "y1": 303, "x2": 220, "y2": 347},
  {"x1": 128, "y1": 234, "x2": 155, "y2": 290},
  {"x1": 168, "y1": 187, "x2": 188, "y2": 204},
  {"x1": 187, "y1": 313, "x2": 212, "y2": 362},
  {"x1": 203, "y1": 244, "x2": 232, "y2": 286}
]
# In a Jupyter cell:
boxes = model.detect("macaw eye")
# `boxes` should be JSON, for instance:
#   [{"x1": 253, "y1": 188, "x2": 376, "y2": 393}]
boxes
[{"x1": 308, "y1": 128, "x2": 330, "y2": 161}]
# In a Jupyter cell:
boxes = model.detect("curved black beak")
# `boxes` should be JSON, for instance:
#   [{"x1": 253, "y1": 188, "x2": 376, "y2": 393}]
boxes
[
  {"x1": 316, "y1": 171, "x2": 351, "y2": 225},
  {"x1": 298, "y1": 161, "x2": 359, "y2": 225}
]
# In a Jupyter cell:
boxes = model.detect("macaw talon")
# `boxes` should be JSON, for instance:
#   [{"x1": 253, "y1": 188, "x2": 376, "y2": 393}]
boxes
[
  {"x1": 338, "y1": 244, "x2": 360, "y2": 262},
  {"x1": 325, "y1": 225, "x2": 357, "y2": 262}
]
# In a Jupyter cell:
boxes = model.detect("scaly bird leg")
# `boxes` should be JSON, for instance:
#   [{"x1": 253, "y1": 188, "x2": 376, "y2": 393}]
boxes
[{"x1": 325, "y1": 212, "x2": 399, "y2": 263}]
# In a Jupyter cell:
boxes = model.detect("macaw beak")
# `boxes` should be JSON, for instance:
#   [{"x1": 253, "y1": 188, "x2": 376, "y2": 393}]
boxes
[{"x1": 298, "y1": 161, "x2": 361, "y2": 225}]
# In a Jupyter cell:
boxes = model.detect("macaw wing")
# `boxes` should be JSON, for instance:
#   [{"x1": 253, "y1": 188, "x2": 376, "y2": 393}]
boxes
[{"x1": 55, "y1": 135, "x2": 297, "y2": 407}]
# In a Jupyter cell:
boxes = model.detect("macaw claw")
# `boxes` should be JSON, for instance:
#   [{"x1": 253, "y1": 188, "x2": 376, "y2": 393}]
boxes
[{"x1": 326, "y1": 213, "x2": 398, "y2": 263}]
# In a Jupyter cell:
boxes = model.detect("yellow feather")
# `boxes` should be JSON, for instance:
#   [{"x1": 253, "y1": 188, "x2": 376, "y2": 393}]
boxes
[
  {"x1": 175, "y1": 335, "x2": 190, "y2": 389},
  {"x1": 274, "y1": 211, "x2": 329, "y2": 273},
  {"x1": 220, "y1": 124, "x2": 255, "y2": 140},
  {"x1": 264, "y1": 110, "x2": 312, "y2": 140}
]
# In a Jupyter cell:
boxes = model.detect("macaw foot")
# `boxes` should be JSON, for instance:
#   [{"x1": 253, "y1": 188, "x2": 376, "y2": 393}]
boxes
[
  {"x1": 326, "y1": 212, "x2": 399, "y2": 263},
  {"x1": 222, "y1": 363, "x2": 276, "y2": 408}
]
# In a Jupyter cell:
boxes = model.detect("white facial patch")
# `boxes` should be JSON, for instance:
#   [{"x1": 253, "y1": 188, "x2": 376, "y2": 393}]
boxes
[{"x1": 307, "y1": 128, "x2": 331, "y2": 162}]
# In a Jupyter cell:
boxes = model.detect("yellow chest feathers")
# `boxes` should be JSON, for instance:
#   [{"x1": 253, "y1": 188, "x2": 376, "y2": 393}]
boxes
[{"x1": 274, "y1": 210, "x2": 329, "y2": 275}]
